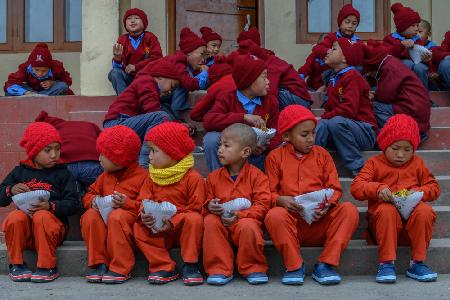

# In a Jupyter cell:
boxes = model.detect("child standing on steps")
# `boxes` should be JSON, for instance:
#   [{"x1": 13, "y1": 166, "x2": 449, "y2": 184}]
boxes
[
  {"x1": 133, "y1": 122, "x2": 205, "y2": 286},
  {"x1": 351, "y1": 114, "x2": 440, "y2": 284},
  {"x1": 81, "y1": 125, "x2": 147, "y2": 284},
  {"x1": 264, "y1": 105, "x2": 359, "y2": 286},
  {"x1": 1, "y1": 122, "x2": 79, "y2": 283},
  {"x1": 203, "y1": 123, "x2": 271, "y2": 286}
]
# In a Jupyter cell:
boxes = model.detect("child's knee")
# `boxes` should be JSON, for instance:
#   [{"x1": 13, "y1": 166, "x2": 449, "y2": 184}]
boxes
[
  {"x1": 184, "y1": 212, "x2": 203, "y2": 227},
  {"x1": 235, "y1": 218, "x2": 261, "y2": 237},
  {"x1": 203, "y1": 214, "x2": 222, "y2": 230},
  {"x1": 265, "y1": 207, "x2": 289, "y2": 226},
  {"x1": 108, "y1": 68, "x2": 125, "y2": 80},
  {"x1": 3, "y1": 210, "x2": 29, "y2": 229},
  {"x1": 410, "y1": 203, "x2": 436, "y2": 223},
  {"x1": 337, "y1": 202, "x2": 359, "y2": 221},
  {"x1": 373, "y1": 203, "x2": 401, "y2": 222},
  {"x1": 31, "y1": 210, "x2": 53, "y2": 226},
  {"x1": 80, "y1": 208, "x2": 101, "y2": 225},
  {"x1": 413, "y1": 63, "x2": 429, "y2": 74}
]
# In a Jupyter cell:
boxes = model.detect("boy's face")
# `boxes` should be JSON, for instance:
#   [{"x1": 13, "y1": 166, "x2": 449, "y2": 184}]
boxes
[
  {"x1": 147, "y1": 141, "x2": 177, "y2": 169},
  {"x1": 99, "y1": 155, "x2": 123, "y2": 173},
  {"x1": 325, "y1": 42, "x2": 346, "y2": 67},
  {"x1": 217, "y1": 131, "x2": 251, "y2": 167},
  {"x1": 156, "y1": 77, "x2": 179, "y2": 97},
  {"x1": 339, "y1": 15, "x2": 358, "y2": 37},
  {"x1": 187, "y1": 46, "x2": 207, "y2": 70},
  {"x1": 32, "y1": 67, "x2": 50, "y2": 78},
  {"x1": 125, "y1": 15, "x2": 144, "y2": 35},
  {"x1": 418, "y1": 24, "x2": 430, "y2": 43},
  {"x1": 33, "y1": 142, "x2": 60, "y2": 169},
  {"x1": 384, "y1": 140, "x2": 414, "y2": 167},
  {"x1": 206, "y1": 40, "x2": 222, "y2": 57},
  {"x1": 247, "y1": 69, "x2": 269, "y2": 97},
  {"x1": 282, "y1": 120, "x2": 316, "y2": 154},
  {"x1": 401, "y1": 23, "x2": 419, "y2": 39}
]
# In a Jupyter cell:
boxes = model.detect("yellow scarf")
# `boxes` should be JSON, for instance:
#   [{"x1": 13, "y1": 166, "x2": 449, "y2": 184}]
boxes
[{"x1": 149, "y1": 154, "x2": 194, "y2": 186}]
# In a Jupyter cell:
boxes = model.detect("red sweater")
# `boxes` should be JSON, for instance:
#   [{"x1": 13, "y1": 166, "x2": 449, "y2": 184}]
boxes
[
  {"x1": 191, "y1": 74, "x2": 236, "y2": 122},
  {"x1": 323, "y1": 68, "x2": 377, "y2": 130},
  {"x1": 165, "y1": 51, "x2": 201, "y2": 91},
  {"x1": 4, "y1": 61, "x2": 73, "y2": 94},
  {"x1": 383, "y1": 33, "x2": 425, "y2": 60},
  {"x1": 298, "y1": 52, "x2": 327, "y2": 90},
  {"x1": 115, "y1": 31, "x2": 163, "y2": 73},
  {"x1": 374, "y1": 55, "x2": 430, "y2": 133},
  {"x1": 432, "y1": 31, "x2": 450, "y2": 65}
]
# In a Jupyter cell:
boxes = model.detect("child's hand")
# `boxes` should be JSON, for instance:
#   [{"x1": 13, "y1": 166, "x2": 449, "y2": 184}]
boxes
[
  {"x1": 153, "y1": 218, "x2": 173, "y2": 233},
  {"x1": 244, "y1": 114, "x2": 266, "y2": 129},
  {"x1": 40, "y1": 80, "x2": 55, "y2": 90},
  {"x1": 421, "y1": 51, "x2": 432, "y2": 62},
  {"x1": 125, "y1": 64, "x2": 136, "y2": 74},
  {"x1": 277, "y1": 196, "x2": 304, "y2": 217},
  {"x1": 141, "y1": 207, "x2": 156, "y2": 229},
  {"x1": 113, "y1": 43, "x2": 123, "y2": 60},
  {"x1": 91, "y1": 198, "x2": 99, "y2": 210},
  {"x1": 28, "y1": 198, "x2": 50, "y2": 214},
  {"x1": 199, "y1": 64, "x2": 209, "y2": 72},
  {"x1": 378, "y1": 188, "x2": 394, "y2": 202},
  {"x1": 401, "y1": 39, "x2": 415, "y2": 49},
  {"x1": 221, "y1": 212, "x2": 238, "y2": 227},
  {"x1": 208, "y1": 198, "x2": 224, "y2": 215},
  {"x1": 111, "y1": 191, "x2": 126, "y2": 208},
  {"x1": 312, "y1": 202, "x2": 331, "y2": 222},
  {"x1": 369, "y1": 90, "x2": 375, "y2": 100},
  {"x1": 11, "y1": 183, "x2": 31, "y2": 195}
]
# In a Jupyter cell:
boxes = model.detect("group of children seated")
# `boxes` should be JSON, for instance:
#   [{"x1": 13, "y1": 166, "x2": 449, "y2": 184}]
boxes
[{"x1": 0, "y1": 2, "x2": 445, "y2": 288}]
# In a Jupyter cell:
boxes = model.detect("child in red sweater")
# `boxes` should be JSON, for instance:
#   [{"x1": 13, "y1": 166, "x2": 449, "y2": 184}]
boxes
[
  {"x1": 315, "y1": 38, "x2": 377, "y2": 177},
  {"x1": 351, "y1": 115, "x2": 440, "y2": 283},
  {"x1": 298, "y1": 33, "x2": 328, "y2": 91},
  {"x1": 4, "y1": 43, "x2": 72, "y2": 96},
  {"x1": 432, "y1": 31, "x2": 450, "y2": 89},
  {"x1": 200, "y1": 27, "x2": 222, "y2": 66},
  {"x1": 108, "y1": 8, "x2": 163, "y2": 95}
]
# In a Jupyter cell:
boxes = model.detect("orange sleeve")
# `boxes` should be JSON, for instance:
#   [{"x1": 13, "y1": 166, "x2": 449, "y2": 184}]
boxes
[
  {"x1": 350, "y1": 158, "x2": 389, "y2": 202},
  {"x1": 264, "y1": 152, "x2": 281, "y2": 207},
  {"x1": 416, "y1": 159, "x2": 441, "y2": 202},
  {"x1": 322, "y1": 151, "x2": 343, "y2": 205},
  {"x1": 121, "y1": 175, "x2": 147, "y2": 213},
  {"x1": 135, "y1": 177, "x2": 154, "y2": 224},
  {"x1": 82, "y1": 174, "x2": 105, "y2": 210},
  {"x1": 203, "y1": 174, "x2": 216, "y2": 215},
  {"x1": 236, "y1": 171, "x2": 271, "y2": 221}
]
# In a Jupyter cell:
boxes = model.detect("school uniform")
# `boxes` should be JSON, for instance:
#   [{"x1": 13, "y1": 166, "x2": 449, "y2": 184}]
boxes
[
  {"x1": 431, "y1": 31, "x2": 450, "y2": 89},
  {"x1": 298, "y1": 52, "x2": 327, "y2": 90}
]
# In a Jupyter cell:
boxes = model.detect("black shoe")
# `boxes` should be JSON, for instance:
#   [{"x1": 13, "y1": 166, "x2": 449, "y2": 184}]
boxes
[
  {"x1": 101, "y1": 270, "x2": 130, "y2": 284},
  {"x1": 30, "y1": 267, "x2": 60, "y2": 283},
  {"x1": 85, "y1": 264, "x2": 108, "y2": 283},
  {"x1": 147, "y1": 270, "x2": 180, "y2": 284},
  {"x1": 182, "y1": 263, "x2": 204, "y2": 286},
  {"x1": 9, "y1": 264, "x2": 32, "y2": 282}
]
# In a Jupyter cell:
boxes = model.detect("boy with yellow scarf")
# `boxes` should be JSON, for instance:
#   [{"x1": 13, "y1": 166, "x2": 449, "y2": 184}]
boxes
[{"x1": 133, "y1": 122, "x2": 206, "y2": 286}]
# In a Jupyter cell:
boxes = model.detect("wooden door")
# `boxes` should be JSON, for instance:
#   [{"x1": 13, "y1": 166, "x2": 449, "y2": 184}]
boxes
[{"x1": 168, "y1": 0, "x2": 259, "y2": 54}]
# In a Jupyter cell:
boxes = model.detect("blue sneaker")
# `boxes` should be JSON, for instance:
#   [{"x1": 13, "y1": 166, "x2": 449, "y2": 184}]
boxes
[
  {"x1": 406, "y1": 262, "x2": 437, "y2": 282},
  {"x1": 376, "y1": 263, "x2": 396, "y2": 283},
  {"x1": 246, "y1": 272, "x2": 269, "y2": 285},
  {"x1": 206, "y1": 274, "x2": 233, "y2": 286},
  {"x1": 281, "y1": 264, "x2": 306, "y2": 285},
  {"x1": 312, "y1": 263, "x2": 341, "y2": 285}
]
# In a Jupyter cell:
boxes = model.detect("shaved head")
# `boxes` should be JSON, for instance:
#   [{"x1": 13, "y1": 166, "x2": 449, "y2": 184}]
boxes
[{"x1": 222, "y1": 123, "x2": 257, "y2": 150}]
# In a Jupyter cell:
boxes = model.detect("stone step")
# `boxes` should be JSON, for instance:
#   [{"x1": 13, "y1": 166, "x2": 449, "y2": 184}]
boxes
[
  {"x1": 430, "y1": 91, "x2": 450, "y2": 107},
  {"x1": 2, "y1": 239, "x2": 450, "y2": 276}
]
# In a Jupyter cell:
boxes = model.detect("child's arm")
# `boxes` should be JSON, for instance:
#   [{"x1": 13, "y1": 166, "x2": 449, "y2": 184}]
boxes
[
  {"x1": 236, "y1": 171, "x2": 271, "y2": 221},
  {"x1": 53, "y1": 61, "x2": 72, "y2": 87},
  {"x1": 351, "y1": 158, "x2": 388, "y2": 202},
  {"x1": 190, "y1": 90, "x2": 216, "y2": 122},
  {"x1": 264, "y1": 153, "x2": 281, "y2": 207},
  {"x1": 179, "y1": 66, "x2": 202, "y2": 91},
  {"x1": 312, "y1": 33, "x2": 334, "y2": 60},
  {"x1": 0, "y1": 167, "x2": 21, "y2": 207},
  {"x1": 203, "y1": 96, "x2": 245, "y2": 132},
  {"x1": 82, "y1": 174, "x2": 104, "y2": 210},
  {"x1": 53, "y1": 170, "x2": 81, "y2": 218},
  {"x1": 416, "y1": 158, "x2": 441, "y2": 202},
  {"x1": 322, "y1": 151, "x2": 343, "y2": 205},
  {"x1": 137, "y1": 77, "x2": 162, "y2": 113},
  {"x1": 4, "y1": 66, "x2": 29, "y2": 96}
]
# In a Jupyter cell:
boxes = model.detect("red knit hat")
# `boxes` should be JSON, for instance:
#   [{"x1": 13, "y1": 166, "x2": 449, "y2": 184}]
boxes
[
  {"x1": 377, "y1": 114, "x2": 420, "y2": 151},
  {"x1": 337, "y1": 4, "x2": 360, "y2": 26},
  {"x1": 208, "y1": 55, "x2": 232, "y2": 85},
  {"x1": 179, "y1": 28, "x2": 206, "y2": 54},
  {"x1": 278, "y1": 105, "x2": 317, "y2": 134},
  {"x1": 336, "y1": 38, "x2": 364, "y2": 66},
  {"x1": 232, "y1": 54, "x2": 267, "y2": 90},
  {"x1": 96, "y1": 125, "x2": 141, "y2": 167},
  {"x1": 28, "y1": 43, "x2": 52, "y2": 68},
  {"x1": 200, "y1": 26, "x2": 222, "y2": 43},
  {"x1": 363, "y1": 40, "x2": 390, "y2": 70},
  {"x1": 123, "y1": 8, "x2": 148, "y2": 31},
  {"x1": 391, "y1": 3, "x2": 421, "y2": 33},
  {"x1": 145, "y1": 122, "x2": 195, "y2": 161},
  {"x1": 20, "y1": 122, "x2": 62, "y2": 159},
  {"x1": 237, "y1": 27, "x2": 261, "y2": 46},
  {"x1": 149, "y1": 59, "x2": 180, "y2": 80}
]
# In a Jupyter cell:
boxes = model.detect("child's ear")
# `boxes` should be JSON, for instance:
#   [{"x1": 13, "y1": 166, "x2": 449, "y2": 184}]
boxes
[
  {"x1": 282, "y1": 132, "x2": 290, "y2": 142},
  {"x1": 241, "y1": 146, "x2": 252, "y2": 159}
]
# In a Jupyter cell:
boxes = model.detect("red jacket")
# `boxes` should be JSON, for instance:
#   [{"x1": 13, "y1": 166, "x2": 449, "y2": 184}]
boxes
[
  {"x1": 165, "y1": 51, "x2": 201, "y2": 91},
  {"x1": 432, "y1": 31, "x2": 450, "y2": 65},
  {"x1": 191, "y1": 74, "x2": 236, "y2": 122},
  {"x1": 298, "y1": 52, "x2": 327, "y2": 90},
  {"x1": 374, "y1": 55, "x2": 430, "y2": 133},
  {"x1": 4, "y1": 61, "x2": 73, "y2": 94},
  {"x1": 383, "y1": 33, "x2": 425, "y2": 60},
  {"x1": 323, "y1": 68, "x2": 378, "y2": 130},
  {"x1": 115, "y1": 31, "x2": 163, "y2": 73}
]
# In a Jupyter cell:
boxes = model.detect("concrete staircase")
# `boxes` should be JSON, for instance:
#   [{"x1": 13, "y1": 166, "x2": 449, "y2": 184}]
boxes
[{"x1": 0, "y1": 91, "x2": 449, "y2": 276}]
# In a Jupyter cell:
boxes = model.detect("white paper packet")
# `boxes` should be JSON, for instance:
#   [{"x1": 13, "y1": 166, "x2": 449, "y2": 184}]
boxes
[
  {"x1": 294, "y1": 189, "x2": 334, "y2": 224},
  {"x1": 221, "y1": 198, "x2": 252, "y2": 217},
  {"x1": 408, "y1": 44, "x2": 432, "y2": 64},
  {"x1": 95, "y1": 195, "x2": 113, "y2": 224},
  {"x1": 252, "y1": 127, "x2": 277, "y2": 147},
  {"x1": 143, "y1": 200, "x2": 177, "y2": 233},
  {"x1": 12, "y1": 190, "x2": 51, "y2": 217},
  {"x1": 392, "y1": 191, "x2": 424, "y2": 220}
]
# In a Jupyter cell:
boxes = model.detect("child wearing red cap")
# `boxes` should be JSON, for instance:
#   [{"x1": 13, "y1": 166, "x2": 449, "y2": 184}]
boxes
[
  {"x1": 134, "y1": 122, "x2": 205, "y2": 286},
  {"x1": 81, "y1": 125, "x2": 147, "y2": 284},
  {"x1": 200, "y1": 27, "x2": 222, "y2": 66},
  {"x1": 315, "y1": 38, "x2": 377, "y2": 177},
  {"x1": 383, "y1": 3, "x2": 430, "y2": 89},
  {"x1": 351, "y1": 114, "x2": 440, "y2": 283},
  {"x1": 362, "y1": 41, "x2": 430, "y2": 140},
  {"x1": 264, "y1": 105, "x2": 358, "y2": 285},
  {"x1": 203, "y1": 123, "x2": 271, "y2": 286},
  {"x1": 203, "y1": 54, "x2": 281, "y2": 172},
  {"x1": 4, "y1": 43, "x2": 72, "y2": 96},
  {"x1": 108, "y1": 8, "x2": 163, "y2": 95},
  {"x1": 299, "y1": 34, "x2": 328, "y2": 91},
  {"x1": 432, "y1": 31, "x2": 450, "y2": 89},
  {"x1": 103, "y1": 59, "x2": 180, "y2": 168},
  {"x1": 0, "y1": 122, "x2": 79, "y2": 282}
]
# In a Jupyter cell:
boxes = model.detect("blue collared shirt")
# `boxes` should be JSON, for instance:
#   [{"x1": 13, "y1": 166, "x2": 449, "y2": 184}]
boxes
[
  {"x1": 329, "y1": 66, "x2": 355, "y2": 87},
  {"x1": 391, "y1": 32, "x2": 420, "y2": 42},
  {"x1": 206, "y1": 57, "x2": 215, "y2": 67},
  {"x1": 424, "y1": 40, "x2": 437, "y2": 49},
  {"x1": 129, "y1": 32, "x2": 144, "y2": 50},
  {"x1": 336, "y1": 31, "x2": 360, "y2": 42},
  {"x1": 236, "y1": 90, "x2": 262, "y2": 114},
  {"x1": 187, "y1": 65, "x2": 209, "y2": 90}
]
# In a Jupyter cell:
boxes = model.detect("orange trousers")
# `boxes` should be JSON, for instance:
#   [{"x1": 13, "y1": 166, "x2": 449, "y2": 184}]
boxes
[
  {"x1": 133, "y1": 212, "x2": 203, "y2": 273},
  {"x1": 2, "y1": 210, "x2": 66, "y2": 269},
  {"x1": 203, "y1": 215, "x2": 268, "y2": 277},
  {"x1": 80, "y1": 208, "x2": 136, "y2": 275},
  {"x1": 264, "y1": 202, "x2": 359, "y2": 271},
  {"x1": 368, "y1": 202, "x2": 436, "y2": 262}
]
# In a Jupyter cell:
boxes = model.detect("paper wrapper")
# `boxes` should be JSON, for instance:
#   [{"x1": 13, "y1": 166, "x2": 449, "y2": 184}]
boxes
[
  {"x1": 408, "y1": 44, "x2": 432, "y2": 64},
  {"x1": 393, "y1": 191, "x2": 424, "y2": 220},
  {"x1": 96, "y1": 195, "x2": 113, "y2": 224},
  {"x1": 143, "y1": 200, "x2": 177, "y2": 233},
  {"x1": 12, "y1": 190, "x2": 51, "y2": 217},
  {"x1": 221, "y1": 198, "x2": 252, "y2": 217},
  {"x1": 252, "y1": 127, "x2": 277, "y2": 147},
  {"x1": 294, "y1": 189, "x2": 334, "y2": 224}
]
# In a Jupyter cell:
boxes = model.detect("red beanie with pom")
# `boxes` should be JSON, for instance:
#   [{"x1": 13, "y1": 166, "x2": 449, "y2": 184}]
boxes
[
  {"x1": 278, "y1": 105, "x2": 317, "y2": 134},
  {"x1": 28, "y1": 43, "x2": 52, "y2": 68},
  {"x1": 377, "y1": 114, "x2": 420, "y2": 151},
  {"x1": 336, "y1": 38, "x2": 364, "y2": 66},
  {"x1": 123, "y1": 8, "x2": 148, "y2": 31},
  {"x1": 232, "y1": 54, "x2": 267, "y2": 90},
  {"x1": 179, "y1": 28, "x2": 206, "y2": 54},
  {"x1": 337, "y1": 4, "x2": 360, "y2": 26},
  {"x1": 96, "y1": 125, "x2": 141, "y2": 167},
  {"x1": 391, "y1": 2, "x2": 421, "y2": 33},
  {"x1": 20, "y1": 122, "x2": 62, "y2": 159},
  {"x1": 145, "y1": 122, "x2": 195, "y2": 161},
  {"x1": 237, "y1": 27, "x2": 261, "y2": 46},
  {"x1": 200, "y1": 26, "x2": 222, "y2": 43},
  {"x1": 363, "y1": 40, "x2": 390, "y2": 70},
  {"x1": 208, "y1": 55, "x2": 232, "y2": 85},
  {"x1": 149, "y1": 59, "x2": 180, "y2": 80}
]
